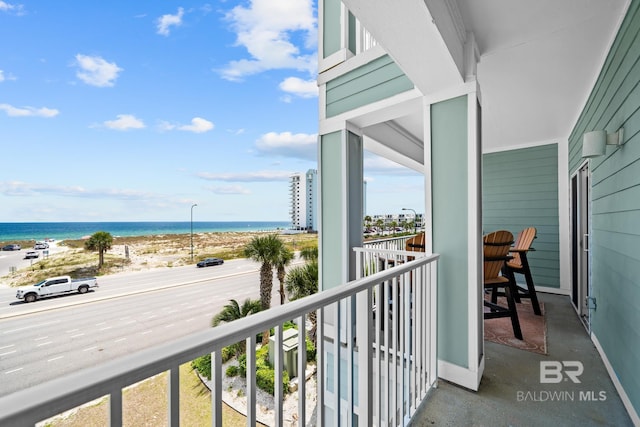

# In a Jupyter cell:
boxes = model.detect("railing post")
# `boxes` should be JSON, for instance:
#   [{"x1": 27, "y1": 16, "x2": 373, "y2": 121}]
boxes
[
  {"x1": 274, "y1": 325, "x2": 283, "y2": 427},
  {"x1": 297, "y1": 316, "x2": 307, "y2": 425},
  {"x1": 169, "y1": 364, "x2": 180, "y2": 426},
  {"x1": 246, "y1": 337, "x2": 256, "y2": 426},
  {"x1": 356, "y1": 288, "x2": 373, "y2": 425},
  {"x1": 211, "y1": 350, "x2": 222, "y2": 427},
  {"x1": 109, "y1": 388, "x2": 122, "y2": 427}
]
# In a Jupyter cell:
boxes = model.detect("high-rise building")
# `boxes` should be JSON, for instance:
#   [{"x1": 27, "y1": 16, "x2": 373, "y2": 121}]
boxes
[{"x1": 289, "y1": 169, "x2": 317, "y2": 231}]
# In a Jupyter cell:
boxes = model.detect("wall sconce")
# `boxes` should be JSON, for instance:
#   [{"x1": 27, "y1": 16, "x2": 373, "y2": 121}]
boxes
[{"x1": 582, "y1": 128, "x2": 624, "y2": 158}]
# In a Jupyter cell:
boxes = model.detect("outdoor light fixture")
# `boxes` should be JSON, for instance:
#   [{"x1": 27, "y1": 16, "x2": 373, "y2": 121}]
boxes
[{"x1": 582, "y1": 128, "x2": 624, "y2": 158}]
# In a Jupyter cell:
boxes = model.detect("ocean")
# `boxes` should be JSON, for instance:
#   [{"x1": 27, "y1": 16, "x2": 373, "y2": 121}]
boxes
[{"x1": 0, "y1": 221, "x2": 291, "y2": 242}]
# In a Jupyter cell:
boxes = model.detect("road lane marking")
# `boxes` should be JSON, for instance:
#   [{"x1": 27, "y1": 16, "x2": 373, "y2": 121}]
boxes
[
  {"x1": 122, "y1": 320, "x2": 136, "y2": 325},
  {"x1": 186, "y1": 318, "x2": 195, "y2": 322},
  {"x1": 48, "y1": 356, "x2": 64, "y2": 362},
  {"x1": 66, "y1": 329, "x2": 80, "y2": 333},
  {"x1": 95, "y1": 322, "x2": 107, "y2": 326},
  {"x1": 71, "y1": 333, "x2": 85, "y2": 338},
  {"x1": 141, "y1": 330, "x2": 152, "y2": 335},
  {"x1": 3, "y1": 320, "x2": 61, "y2": 334},
  {"x1": 83, "y1": 346, "x2": 97, "y2": 352},
  {"x1": 34, "y1": 336, "x2": 49, "y2": 341},
  {"x1": 99, "y1": 326, "x2": 112, "y2": 331},
  {"x1": 0, "y1": 344, "x2": 15, "y2": 350},
  {"x1": 165, "y1": 324, "x2": 174, "y2": 328},
  {"x1": 114, "y1": 338, "x2": 127, "y2": 343},
  {"x1": 0, "y1": 350, "x2": 16, "y2": 356},
  {"x1": 5, "y1": 368, "x2": 23, "y2": 374},
  {"x1": 37, "y1": 341, "x2": 53, "y2": 347}
]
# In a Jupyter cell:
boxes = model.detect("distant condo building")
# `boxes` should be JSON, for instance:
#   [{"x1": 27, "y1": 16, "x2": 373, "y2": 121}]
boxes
[{"x1": 289, "y1": 169, "x2": 317, "y2": 231}]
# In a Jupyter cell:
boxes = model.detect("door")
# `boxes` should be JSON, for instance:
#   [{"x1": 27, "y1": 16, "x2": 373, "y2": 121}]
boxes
[
  {"x1": 39, "y1": 278, "x2": 70, "y2": 297},
  {"x1": 571, "y1": 162, "x2": 591, "y2": 331}
]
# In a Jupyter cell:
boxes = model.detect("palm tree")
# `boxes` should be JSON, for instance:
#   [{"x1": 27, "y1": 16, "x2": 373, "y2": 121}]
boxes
[
  {"x1": 212, "y1": 298, "x2": 262, "y2": 356},
  {"x1": 84, "y1": 231, "x2": 113, "y2": 269},
  {"x1": 300, "y1": 246, "x2": 318, "y2": 262},
  {"x1": 285, "y1": 260, "x2": 319, "y2": 343},
  {"x1": 275, "y1": 246, "x2": 294, "y2": 305},
  {"x1": 243, "y1": 234, "x2": 285, "y2": 344}
]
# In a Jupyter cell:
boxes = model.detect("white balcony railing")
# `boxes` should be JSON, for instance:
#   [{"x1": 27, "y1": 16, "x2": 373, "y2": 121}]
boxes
[{"x1": 0, "y1": 249, "x2": 438, "y2": 427}]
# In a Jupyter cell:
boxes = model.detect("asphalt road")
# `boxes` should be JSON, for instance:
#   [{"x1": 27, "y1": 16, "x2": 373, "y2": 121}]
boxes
[{"x1": 0, "y1": 258, "x2": 295, "y2": 397}]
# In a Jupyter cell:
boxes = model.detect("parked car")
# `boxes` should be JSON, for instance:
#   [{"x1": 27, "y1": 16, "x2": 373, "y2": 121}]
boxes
[
  {"x1": 34, "y1": 242, "x2": 49, "y2": 250},
  {"x1": 24, "y1": 251, "x2": 39, "y2": 259},
  {"x1": 2, "y1": 244, "x2": 21, "y2": 251},
  {"x1": 196, "y1": 257, "x2": 224, "y2": 267}
]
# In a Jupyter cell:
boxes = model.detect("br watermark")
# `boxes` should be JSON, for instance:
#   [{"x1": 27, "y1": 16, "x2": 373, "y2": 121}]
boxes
[{"x1": 516, "y1": 361, "x2": 607, "y2": 402}]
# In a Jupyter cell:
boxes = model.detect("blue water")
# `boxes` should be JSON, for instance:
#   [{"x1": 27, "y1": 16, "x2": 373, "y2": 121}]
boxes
[{"x1": 0, "y1": 221, "x2": 291, "y2": 242}]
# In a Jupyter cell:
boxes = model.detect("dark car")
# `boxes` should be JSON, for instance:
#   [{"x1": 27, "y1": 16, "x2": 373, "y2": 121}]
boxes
[
  {"x1": 196, "y1": 257, "x2": 224, "y2": 267},
  {"x1": 2, "y1": 244, "x2": 21, "y2": 251}
]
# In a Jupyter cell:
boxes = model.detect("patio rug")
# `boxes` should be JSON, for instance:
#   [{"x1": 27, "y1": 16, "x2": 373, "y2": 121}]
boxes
[{"x1": 484, "y1": 296, "x2": 547, "y2": 355}]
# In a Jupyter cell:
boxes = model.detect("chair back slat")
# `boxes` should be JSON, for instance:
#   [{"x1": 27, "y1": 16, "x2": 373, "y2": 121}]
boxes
[
  {"x1": 483, "y1": 230, "x2": 513, "y2": 281},
  {"x1": 510, "y1": 227, "x2": 537, "y2": 268},
  {"x1": 405, "y1": 232, "x2": 426, "y2": 252}
]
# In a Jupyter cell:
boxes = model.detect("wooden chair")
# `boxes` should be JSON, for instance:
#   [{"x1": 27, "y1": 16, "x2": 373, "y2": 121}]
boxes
[
  {"x1": 405, "y1": 232, "x2": 425, "y2": 261},
  {"x1": 483, "y1": 230, "x2": 523, "y2": 340},
  {"x1": 502, "y1": 227, "x2": 542, "y2": 316}
]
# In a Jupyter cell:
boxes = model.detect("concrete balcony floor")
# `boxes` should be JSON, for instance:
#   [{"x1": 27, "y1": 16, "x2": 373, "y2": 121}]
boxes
[{"x1": 410, "y1": 293, "x2": 634, "y2": 426}]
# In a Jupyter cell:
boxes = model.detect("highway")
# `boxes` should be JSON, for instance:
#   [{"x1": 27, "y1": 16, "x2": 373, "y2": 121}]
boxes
[{"x1": 0, "y1": 258, "x2": 292, "y2": 397}]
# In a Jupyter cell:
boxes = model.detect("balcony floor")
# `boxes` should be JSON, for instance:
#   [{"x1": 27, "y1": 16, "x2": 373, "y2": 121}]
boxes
[{"x1": 410, "y1": 293, "x2": 634, "y2": 426}]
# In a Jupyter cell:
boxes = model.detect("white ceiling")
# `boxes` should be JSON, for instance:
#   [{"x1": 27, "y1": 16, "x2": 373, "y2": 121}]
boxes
[{"x1": 342, "y1": 0, "x2": 629, "y2": 152}]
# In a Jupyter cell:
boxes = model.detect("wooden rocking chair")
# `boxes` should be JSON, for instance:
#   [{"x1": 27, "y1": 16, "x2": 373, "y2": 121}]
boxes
[{"x1": 483, "y1": 230, "x2": 523, "y2": 340}]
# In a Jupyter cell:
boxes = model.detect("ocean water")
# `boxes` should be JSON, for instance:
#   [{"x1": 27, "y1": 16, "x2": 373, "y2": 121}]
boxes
[{"x1": 0, "y1": 221, "x2": 291, "y2": 242}]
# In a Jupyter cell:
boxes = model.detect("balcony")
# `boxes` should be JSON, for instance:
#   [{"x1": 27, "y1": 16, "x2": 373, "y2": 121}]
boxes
[
  {"x1": 1, "y1": 234, "x2": 632, "y2": 425},
  {"x1": 0, "y1": 242, "x2": 438, "y2": 426}
]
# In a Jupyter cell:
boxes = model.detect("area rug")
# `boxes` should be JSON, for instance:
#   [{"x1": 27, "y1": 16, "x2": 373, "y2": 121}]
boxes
[{"x1": 483, "y1": 296, "x2": 547, "y2": 355}]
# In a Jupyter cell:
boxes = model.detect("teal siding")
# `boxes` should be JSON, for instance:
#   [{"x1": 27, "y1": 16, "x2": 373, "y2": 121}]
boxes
[
  {"x1": 432, "y1": 95, "x2": 469, "y2": 368},
  {"x1": 568, "y1": 1, "x2": 640, "y2": 415},
  {"x1": 483, "y1": 144, "x2": 560, "y2": 289},
  {"x1": 320, "y1": 131, "x2": 344, "y2": 290},
  {"x1": 325, "y1": 55, "x2": 414, "y2": 117},
  {"x1": 322, "y1": 0, "x2": 341, "y2": 58}
]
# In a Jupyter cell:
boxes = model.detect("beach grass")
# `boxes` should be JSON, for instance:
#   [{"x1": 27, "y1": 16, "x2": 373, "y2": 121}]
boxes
[{"x1": 5, "y1": 231, "x2": 318, "y2": 287}]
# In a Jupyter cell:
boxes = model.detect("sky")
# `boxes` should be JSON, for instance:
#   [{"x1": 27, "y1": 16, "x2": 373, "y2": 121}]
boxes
[{"x1": 0, "y1": 0, "x2": 424, "y2": 223}]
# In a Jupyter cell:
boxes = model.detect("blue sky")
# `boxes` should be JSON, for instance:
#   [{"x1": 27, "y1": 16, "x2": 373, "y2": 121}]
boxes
[{"x1": 0, "y1": 0, "x2": 423, "y2": 222}]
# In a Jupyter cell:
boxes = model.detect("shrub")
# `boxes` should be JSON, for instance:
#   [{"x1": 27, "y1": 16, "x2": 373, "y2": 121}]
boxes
[
  {"x1": 256, "y1": 368, "x2": 290, "y2": 395},
  {"x1": 226, "y1": 365, "x2": 239, "y2": 377},
  {"x1": 191, "y1": 354, "x2": 211, "y2": 380},
  {"x1": 306, "y1": 338, "x2": 316, "y2": 362}
]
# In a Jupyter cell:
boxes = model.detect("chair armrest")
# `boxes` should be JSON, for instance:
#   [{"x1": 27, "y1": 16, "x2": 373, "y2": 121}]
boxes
[{"x1": 485, "y1": 255, "x2": 514, "y2": 261}]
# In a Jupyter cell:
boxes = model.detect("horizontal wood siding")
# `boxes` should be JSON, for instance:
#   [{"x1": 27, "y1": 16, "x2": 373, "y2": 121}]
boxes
[
  {"x1": 483, "y1": 144, "x2": 560, "y2": 289},
  {"x1": 567, "y1": 1, "x2": 640, "y2": 416},
  {"x1": 325, "y1": 55, "x2": 413, "y2": 117}
]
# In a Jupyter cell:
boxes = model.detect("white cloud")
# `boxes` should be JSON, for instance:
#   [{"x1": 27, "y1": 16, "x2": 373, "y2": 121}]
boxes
[
  {"x1": 0, "y1": 70, "x2": 17, "y2": 82},
  {"x1": 178, "y1": 117, "x2": 214, "y2": 133},
  {"x1": 0, "y1": 70, "x2": 4, "y2": 82},
  {"x1": 207, "y1": 185, "x2": 251, "y2": 195},
  {"x1": 279, "y1": 77, "x2": 317, "y2": 98},
  {"x1": 74, "y1": 54, "x2": 123, "y2": 87},
  {"x1": 219, "y1": 0, "x2": 317, "y2": 81},
  {"x1": 156, "y1": 7, "x2": 184, "y2": 36},
  {"x1": 255, "y1": 131, "x2": 317, "y2": 161},
  {"x1": 103, "y1": 114, "x2": 145, "y2": 131},
  {"x1": 0, "y1": 1, "x2": 24, "y2": 14},
  {"x1": 197, "y1": 170, "x2": 292, "y2": 182},
  {"x1": 0, "y1": 103, "x2": 59, "y2": 117},
  {"x1": 0, "y1": 180, "x2": 156, "y2": 200},
  {"x1": 158, "y1": 117, "x2": 215, "y2": 133}
]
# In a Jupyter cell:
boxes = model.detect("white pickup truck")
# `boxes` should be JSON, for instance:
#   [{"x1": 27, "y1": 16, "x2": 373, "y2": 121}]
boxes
[{"x1": 16, "y1": 275, "x2": 99, "y2": 303}]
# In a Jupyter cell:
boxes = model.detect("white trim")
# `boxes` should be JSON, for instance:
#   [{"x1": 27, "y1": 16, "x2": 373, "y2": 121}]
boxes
[
  {"x1": 466, "y1": 91, "x2": 482, "y2": 386},
  {"x1": 341, "y1": 128, "x2": 350, "y2": 285},
  {"x1": 557, "y1": 139, "x2": 571, "y2": 292},
  {"x1": 423, "y1": 80, "x2": 477, "y2": 106},
  {"x1": 423, "y1": 100, "x2": 434, "y2": 254},
  {"x1": 591, "y1": 333, "x2": 640, "y2": 426},
  {"x1": 483, "y1": 138, "x2": 560, "y2": 154},
  {"x1": 363, "y1": 136, "x2": 423, "y2": 173},
  {"x1": 437, "y1": 356, "x2": 484, "y2": 392},
  {"x1": 319, "y1": 84, "x2": 327, "y2": 121}
]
